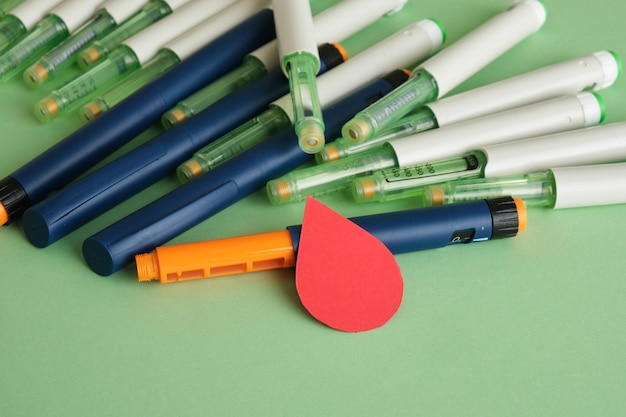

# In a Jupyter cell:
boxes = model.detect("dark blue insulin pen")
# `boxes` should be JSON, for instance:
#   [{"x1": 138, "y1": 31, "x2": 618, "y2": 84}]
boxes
[
  {"x1": 0, "y1": 9, "x2": 276, "y2": 226},
  {"x1": 22, "y1": 43, "x2": 345, "y2": 247},
  {"x1": 82, "y1": 70, "x2": 411, "y2": 275}
]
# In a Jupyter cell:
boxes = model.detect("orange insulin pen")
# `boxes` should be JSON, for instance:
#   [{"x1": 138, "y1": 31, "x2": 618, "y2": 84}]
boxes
[{"x1": 135, "y1": 196, "x2": 526, "y2": 283}]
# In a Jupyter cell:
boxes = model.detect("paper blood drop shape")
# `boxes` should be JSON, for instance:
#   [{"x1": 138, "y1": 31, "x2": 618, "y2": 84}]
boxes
[{"x1": 295, "y1": 197, "x2": 404, "y2": 332}]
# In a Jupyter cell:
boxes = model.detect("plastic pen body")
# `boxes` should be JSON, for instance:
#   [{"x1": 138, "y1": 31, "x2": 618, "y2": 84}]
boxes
[
  {"x1": 82, "y1": 74, "x2": 407, "y2": 276},
  {"x1": 136, "y1": 197, "x2": 525, "y2": 283},
  {"x1": 23, "y1": 66, "x2": 328, "y2": 247},
  {"x1": 273, "y1": 0, "x2": 325, "y2": 153},
  {"x1": 176, "y1": 20, "x2": 444, "y2": 181},
  {"x1": 424, "y1": 162, "x2": 626, "y2": 210},
  {"x1": 341, "y1": 0, "x2": 546, "y2": 144},
  {"x1": 77, "y1": 0, "x2": 187, "y2": 67},
  {"x1": 0, "y1": 10, "x2": 276, "y2": 226},
  {"x1": 23, "y1": 0, "x2": 150, "y2": 87},
  {"x1": 321, "y1": 50, "x2": 621, "y2": 162},
  {"x1": 161, "y1": 0, "x2": 408, "y2": 129},
  {"x1": 34, "y1": 0, "x2": 242, "y2": 121},
  {"x1": 369, "y1": 122, "x2": 626, "y2": 205},
  {"x1": 267, "y1": 92, "x2": 603, "y2": 204}
]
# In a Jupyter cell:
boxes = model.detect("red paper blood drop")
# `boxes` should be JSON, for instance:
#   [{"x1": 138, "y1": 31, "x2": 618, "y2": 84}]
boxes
[{"x1": 295, "y1": 197, "x2": 404, "y2": 332}]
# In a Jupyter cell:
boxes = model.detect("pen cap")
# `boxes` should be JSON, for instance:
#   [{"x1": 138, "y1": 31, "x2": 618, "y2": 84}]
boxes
[
  {"x1": 420, "y1": 0, "x2": 546, "y2": 98},
  {"x1": 48, "y1": 0, "x2": 104, "y2": 32},
  {"x1": 273, "y1": 0, "x2": 320, "y2": 74},
  {"x1": 164, "y1": 0, "x2": 268, "y2": 60},
  {"x1": 10, "y1": 0, "x2": 64, "y2": 29},
  {"x1": 125, "y1": 0, "x2": 237, "y2": 64},
  {"x1": 390, "y1": 92, "x2": 603, "y2": 167},
  {"x1": 481, "y1": 123, "x2": 626, "y2": 177},
  {"x1": 272, "y1": 19, "x2": 445, "y2": 120},
  {"x1": 550, "y1": 162, "x2": 626, "y2": 209},
  {"x1": 426, "y1": 50, "x2": 621, "y2": 127},
  {"x1": 99, "y1": 0, "x2": 152, "y2": 24}
]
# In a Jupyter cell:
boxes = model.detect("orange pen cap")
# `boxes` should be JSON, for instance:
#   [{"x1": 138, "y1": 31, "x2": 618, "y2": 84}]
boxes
[{"x1": 136, "y1": 230, "x2": 296, "y2": 283}]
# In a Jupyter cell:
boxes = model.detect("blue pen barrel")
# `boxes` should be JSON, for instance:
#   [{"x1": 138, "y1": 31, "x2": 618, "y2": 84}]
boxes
[
  {"x1": 0, "y1": 9, "x2": 276, "y2": 223},
  {"x1": 23, "y1": 69, "x2": 290, "y2": 247},
  {"x1": 82, "y1": 72, "x2": 409, "y2": 275},
  {"x1": 287, "y1": 197, "x2": 522, "y2": 255}
]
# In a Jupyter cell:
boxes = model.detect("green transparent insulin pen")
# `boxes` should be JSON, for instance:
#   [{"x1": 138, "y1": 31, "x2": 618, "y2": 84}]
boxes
[
  {"x1": 420, "y1": 162, "x2": 626, "y2": 209},
  {"x1": 273, "y1": 0, "x2": 325, "y2": 154},
  {"x1": 0, "y1": 0, "x2": 102, "y2": 81},
  {"x1": 23, "y1": 0, "x2": 150, "y2": 87},
  {"x1": 34, "y1": 0, "x2": 238, "y2": 122},
  {"x1": 356, "y1": 122, "x2": 626, "y2": 206},
  {"x1": 341, "y1": 0, "x2": 546, "y2": 145},
  {"x1": 162, "y1": 0, "x2": 409, "y2": 129},
  {"x1": 267, "y1": 92, "x2": 603, "y2": 205},
  {"x1": 81, "y1": 0, "x2": 268, "y2": 123},
  {"x1": 0, "y1": 0, "x2": 23, "y2": 17},
  {"x1": 77, "y1": 0, "x2": 190, "y2": 69},
  {"x1": 177, "y1": 18, "x2": 445, "y2": 182}
]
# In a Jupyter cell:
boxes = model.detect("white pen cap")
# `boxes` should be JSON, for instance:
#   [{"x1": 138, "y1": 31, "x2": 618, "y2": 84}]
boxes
[
  {"x1": 125, "y1": 0, "x2": 237, "y2": 64},
  {"x1": 271, "y1": 19, "x2": 445, "y2": 121},
  {"x1": 273, "y1": 0, "x2": 319, "y2": 73},
  {"x1": 49, "y1": 0, "x2": 104, "y2": 32},
  {"x1": 252, "y1": 0, "x2": 408, "y2": 71},
  {"x1": 10, "y1": 0, "x2": 64, "y2": 29},
  {"x1": 481, "y1": 123, "x2": 626, "y2": 177},
  {"x1": 550, "y1": 162, "x2": 626, "y2": 209},
  {"x1": 100, "y1": 0, "x2": 152, "y2": 24},
  {"x1": 420, "y1": 0, "x2": 546, "y2": 98},
  {"x1": 165, "y1": 0, "x2": 268, "y2": 60},
  {"x1": 427, "y1": 51, "x2": 621, "y2": 127},
  {"x1": 390, "y1": 92, "x2": 603, "y2": 167}
]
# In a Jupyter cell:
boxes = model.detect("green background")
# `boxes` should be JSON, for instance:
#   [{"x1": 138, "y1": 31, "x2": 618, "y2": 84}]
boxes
[{"x1": 2, "y1": 0, "x2": 626, "y2": 415}]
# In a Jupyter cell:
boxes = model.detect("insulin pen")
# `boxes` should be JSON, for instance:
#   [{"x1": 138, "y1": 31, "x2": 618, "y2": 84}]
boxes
[
  {"x1": 176, "y1": 20, "x2": 443, "y2": 182},
  {"x1": 272, "y1": 0, "x2": 325, "y2": 153},
  {"x1": 85, "y1": 0, "x2": 405, "y2": 124},
  {"x1": 78, "y1": 0, "x2": 269, "y2": 121},
  {"x1": 160, "y1": 0, "x2": 408, "y2": 129},
  {"x1": 421, "y1": 162, "x2": 626, "y2": 209},
  {"x1": 34, "y1": 0, "x2": 240, "y2": 122},
  {"x1": 23, "y1": 0, "x2": 148, "y2": 87},
  {"x1": 135, "y1": 197, "x2": 525, "y2": 283},
  {"x1": 0, "y1": 0, "x2": 103, "y2": 81},
  {"x1": 320, "y1": 50, "x2": 620, "y2": 162},
  {"x1": 81, "y1": 71, "x2": 410, "y2": 276},
  {"x1": 77, "y1": 0, "x2": 191, "y2": 68},
  {"x1": 0, "y1": 0, "x2": 63, "y2": 53},
  {"x1": 266, "y1": 92, "x2": 603, "y2": 204},
  {"x1": 22, "y1": 21, "x2": 442, "y2": 248},
  {"x1": 0, "y1": 10, "x2": 276, "y2": 227},
  {"x1": 353, "y1": 122, "x2": 626, "y2": 203},
  {"x1": 341, "y1": 0, "x2": 546, "y2": 144}
]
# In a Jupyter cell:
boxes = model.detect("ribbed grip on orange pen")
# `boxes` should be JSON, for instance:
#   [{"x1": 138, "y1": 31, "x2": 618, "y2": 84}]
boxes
[{"x1": 136, "y1": 230, "x2": 296, "y2": 283}]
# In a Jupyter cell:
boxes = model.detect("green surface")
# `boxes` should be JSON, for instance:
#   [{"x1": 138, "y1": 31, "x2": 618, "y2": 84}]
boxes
[{"x1": 2, "y1": 1, "x2": 626, "y2": 415}]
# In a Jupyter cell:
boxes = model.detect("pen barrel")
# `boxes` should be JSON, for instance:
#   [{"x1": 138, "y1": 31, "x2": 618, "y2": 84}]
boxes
[
  {"x1": 136, "y1": 230, "x2": 295, "y2": 283},
  {"x1": 422, "y1": 0, "x2": 546, "y2": 98},
  {"x1": 9, "y1": 0, "x2": 64, "y2": 30},
  {"x1": 287, "y1": 197, "x2": 523, "y2": 255},
  {"x1": 428, "y1": 51, "x2": 621, "y2": 127}
]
